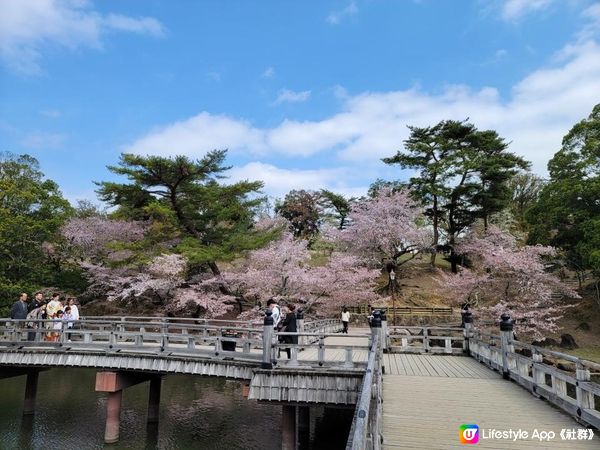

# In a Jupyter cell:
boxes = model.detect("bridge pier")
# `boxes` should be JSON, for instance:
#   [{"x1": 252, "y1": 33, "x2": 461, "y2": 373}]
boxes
[
  {"x1": 105, "y1": 391, "x2": 122, "y2": 444},
  {"x1": 297, "y1": 406, "x2": 310, "y2": 449},
  {"x1": 95, "y1": 371, "x2": 163, "y2": 443},
  {"x1": 23, "y1": 370, "x2": 39, "y2": 415},
  {"x1": 282, "y1": 405, "x2": 297, "y2": 450},
  {"x1": 0, "y1": 367, "x2": 47, "y2": 415},
  {"x1": 147, "y1": 376, "x2": 162, "y2": 423}
]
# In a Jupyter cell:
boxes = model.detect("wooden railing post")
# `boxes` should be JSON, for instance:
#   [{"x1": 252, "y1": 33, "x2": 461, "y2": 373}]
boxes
[
  {"x1": 576, "y1": 361, "x2": 595, "y2": 412},
  {"x1": 262, "y1": 310, "x2": 274, "y2": 369},
  {"x1": 370, "y1": 310, "x2": 382, "y2": 351},
  {"x1": 462, "y1": 311, "x2": 473, "y2": 355},
  {"x1": 380, "y1": 310, "x2": 388, "y2": 353},
  {"x1": 499, "y1": 313, "x2": 514, "y2": 380},
  {"x1": 296, "y1": 308, "x2": 305, "y2": 347}
]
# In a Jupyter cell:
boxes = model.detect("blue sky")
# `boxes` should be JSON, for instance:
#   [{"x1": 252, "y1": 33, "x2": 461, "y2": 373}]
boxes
[{"x1": 1, "y1": 0, "x2": 600, "y2": 203}]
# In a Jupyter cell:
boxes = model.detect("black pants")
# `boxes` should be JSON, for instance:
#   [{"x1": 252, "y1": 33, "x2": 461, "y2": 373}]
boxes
[{"x1": 342, "y1": 321, "x2": 349, "y2": 333}]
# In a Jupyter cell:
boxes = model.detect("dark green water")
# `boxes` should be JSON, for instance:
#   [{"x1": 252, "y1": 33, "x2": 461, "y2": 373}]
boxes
[{"x1": 0, "y1": 369, "x2": 353, "y2": 450}]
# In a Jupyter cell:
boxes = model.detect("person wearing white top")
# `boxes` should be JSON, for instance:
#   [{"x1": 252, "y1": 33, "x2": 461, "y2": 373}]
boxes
[
  {"x1": 267, "y1": 299, "x2": 281, "y2": 328},
  {"x1": 67, "y1": 298, "x2": 79, "y2": 324},
  {"x1": 341, "y1": 307, "x2": 351, "y2": 333}
]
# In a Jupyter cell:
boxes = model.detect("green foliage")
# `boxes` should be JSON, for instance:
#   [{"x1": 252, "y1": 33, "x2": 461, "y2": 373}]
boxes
[
  {"x1": 527, "y1": 104, "x2": 600, "y2": 276},
  {"x1": 96, "y1": 151, "x2": 269, "y2": 274},
  {"x1": 318, "y1": 189, "x2": 352, "y2": 230},
  {"x1": 382, "y1": 120, "x2": 529, "y2": 271},
  {"x1": 0, "y1": 152, "x2": 82, "y2": 312}
]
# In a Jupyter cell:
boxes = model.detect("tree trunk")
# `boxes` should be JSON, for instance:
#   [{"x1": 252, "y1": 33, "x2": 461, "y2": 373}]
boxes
[{"x1": 430, "y1": 195, "x2": 439, "y2": 269}]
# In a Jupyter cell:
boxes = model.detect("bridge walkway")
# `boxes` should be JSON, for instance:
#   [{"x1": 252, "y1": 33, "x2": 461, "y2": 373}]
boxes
[{"x1": 382, "y1": 354, "x2": 598, "y2": 449}]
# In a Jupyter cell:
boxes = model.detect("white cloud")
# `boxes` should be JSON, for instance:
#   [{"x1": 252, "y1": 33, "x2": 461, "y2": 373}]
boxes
[
  {"x1": 273, "y1": 89, "x2": 311, "y2": 105},
  {"x1": 227, "y1": 162, "x2": 368, "y2": 199},
  {"x1": 327, "y1": 1, "x2": 358, "y2": 25},
  {"x1": 21, "y1": 131, "x2": 67, "y2": 149},
  {"x1": 123, "y1": 39, "x2": 600, "y2": 194},
  {"x1": 501, "y1": 0, "x2": 553, "y2": 21},
  {"x1": 578, "y1": 3, "x2": 600, "y2": 41},
  {"x1": 0, "y1": 0, "x2": 165, "y2": 74},
  {"x1": 261, "y1": 66, "x2": 275, "y2": 78},
  {"x1": 123, "y1": 112, "x2": 267, "y2": 157}
]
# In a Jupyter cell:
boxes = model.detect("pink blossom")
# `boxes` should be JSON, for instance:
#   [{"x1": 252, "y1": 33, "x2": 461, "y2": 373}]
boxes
[{"x1": 436, "y1": 226, "x2": 579, "y2": 339}]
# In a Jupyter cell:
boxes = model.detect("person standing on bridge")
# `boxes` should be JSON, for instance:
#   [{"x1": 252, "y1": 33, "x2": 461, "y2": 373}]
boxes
[
  {"x1": 278, "y1": 304, "x2": 298, "y2": 359},
  {"x1": 341, "y1": 307, "x2": 350, "y2": 333},
  {"x1": 46, "y1": 293, "x2": 62, "y2": 318},
  {"x1": 267, "y1": 299, "x2": 281, "y2": 329},
  {"x1": 67, "y1": 297, "x2": 80, "y2": 326},
  {"x1": 28, "y1": 291, "x2": 44, "y2": 313},
  {"x1": 10, "y1": 293, "x2": 29, "y2": 320}
]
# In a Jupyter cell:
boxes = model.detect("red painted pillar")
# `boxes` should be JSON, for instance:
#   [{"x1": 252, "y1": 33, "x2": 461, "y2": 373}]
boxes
[
  {"x1": 105, "y1": 390, "x2": 123, "y2": 444},
  {"x1": 147, "y1": 377, "x2": 161, "y2": 423},
  {"x1": 23, "y1": 371, "x2": 39, "y2": 415}
]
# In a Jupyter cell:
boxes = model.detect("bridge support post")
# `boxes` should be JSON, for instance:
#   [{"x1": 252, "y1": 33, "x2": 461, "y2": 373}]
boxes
[
  {"x1": 462, "y1": 311, "x2": 473, "y2": 355},
  {"x1": 23, "y1": 370, "x2": 39, "y2": 415},
  {"x1": 262, "y1": 310, "x2": 274, "y2": 369},
  {"x1": 147, "y1": 376, "x2": 162, "y2": 423},
  {"x1": 499, "y1": 313, "x2": 514, "y2": 380},
  {"x1": 297, "y1": 406, "x2": 310, "y2": 449},
  {"x1": 105, "y1": 390, "x2": 122, "y2": 444},
  {"x1": 282, "y1": 405, "x2": 297, "y2": 450},
  {"x1": 96, "y1": 371, "x2": 163, "y2": 443}
]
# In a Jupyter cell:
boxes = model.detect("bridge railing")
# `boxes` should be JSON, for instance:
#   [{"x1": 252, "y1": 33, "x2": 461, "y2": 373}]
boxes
[
  {"x1": 0, "y1": 318, "x2": 265, "y2": 360},
  {"x1": 346, "y1": 326, "x2": 383, "y2": 450},
  {"x1": 81, "y1": 316, "x2": 264, "y2": 329},
  {"x1": 387, "y1": 325, "x2": 465, "y2": 354},
  {"x1": 347, "y1": 305, "x2": 453, "y2": 316},
  {"x1": 0, "y1": 317, "x2": 361, "y2": 371},
  {"x1": 273, "y1": 331, "x2": 370, "y2": 370},
  {"x1": 469, "y1": 327, "x2": 600, "y2": 429}
]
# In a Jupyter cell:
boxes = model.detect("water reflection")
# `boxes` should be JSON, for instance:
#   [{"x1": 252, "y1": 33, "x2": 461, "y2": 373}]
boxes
[{"x1": 0, "y1": 369, "x2": 352, "y2": 450}]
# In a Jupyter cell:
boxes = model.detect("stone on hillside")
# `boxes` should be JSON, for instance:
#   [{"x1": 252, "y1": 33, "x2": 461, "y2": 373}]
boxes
[
  {"x1": 576, "y1": 322, "x2": 590, "y2": 331},
  {"x1": 559, "y1": 334, "x2": 578, "y2": 349}
]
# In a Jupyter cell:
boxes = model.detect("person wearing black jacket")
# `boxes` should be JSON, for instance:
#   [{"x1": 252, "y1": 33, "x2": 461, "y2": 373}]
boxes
[
  {"x1": 28, "y1": 292, "x2": 44, "y2": 313},
  {"x1": 278, "y1": 304, "x2": 298, "y2": 359}
]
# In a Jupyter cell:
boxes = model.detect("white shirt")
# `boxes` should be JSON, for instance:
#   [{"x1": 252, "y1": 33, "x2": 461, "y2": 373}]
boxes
[
  {"x1": 271, "y1": 305, "x2": 281, "y2": 327},
  {"x1": 341, "y1": 311, "x2": 351, "y2": 322},
  {"x1": 69, "y1": 304, "x2": 79, "y2": 321}
]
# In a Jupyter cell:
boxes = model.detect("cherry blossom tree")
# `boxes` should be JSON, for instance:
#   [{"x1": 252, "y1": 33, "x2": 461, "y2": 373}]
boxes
[
  {"x1": 436, "y1": 226, "x2": 579, "y2": 339},
  {"x1": 61, "y1": 217, "x2": 146, "y2": 259},
  {"x1": 327, "y1": 187, "x2": 430, "y2": 292},
  {"x1": 222, "y1": 231, "x2": 379, "y2": 316}
]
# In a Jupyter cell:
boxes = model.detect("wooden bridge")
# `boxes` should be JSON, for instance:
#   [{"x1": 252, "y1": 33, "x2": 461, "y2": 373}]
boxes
[{"x1": 1, "y1": 311, "x2": 599, "y2": 449}]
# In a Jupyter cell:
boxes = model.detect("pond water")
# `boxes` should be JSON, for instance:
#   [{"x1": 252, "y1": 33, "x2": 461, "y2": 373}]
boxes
[{"x1": 0, "y1": 369, "x2": 353, "y2": 450}]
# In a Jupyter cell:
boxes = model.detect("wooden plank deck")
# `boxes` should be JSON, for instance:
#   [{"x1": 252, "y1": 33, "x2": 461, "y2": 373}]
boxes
[{"x1": 383, "y1": 355, "x2": 598, "y2": 449}]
